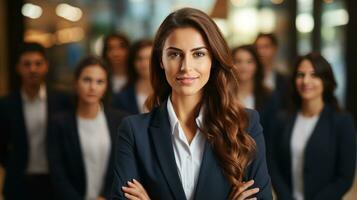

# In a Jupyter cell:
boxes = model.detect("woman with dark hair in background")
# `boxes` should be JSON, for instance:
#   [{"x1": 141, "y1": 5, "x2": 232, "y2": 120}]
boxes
[
  {"x1": 102, "y1": 33, "x2": 130, "y2": 94},
  {"x1": 48, "y1": 56, "x2": 126, "y2": 200},
  {"x1": 113, "y1": 39, "x2": 153, "y2": 114},
  {"x1": 232, "y1": 45, "x2": 278, "y2": 143},
  {"x1": 111, "y1": 7, "x2": 272, "y2": 200},
  {"x1": 270, "y1": 52, "x2": 356, "y2": 200}
]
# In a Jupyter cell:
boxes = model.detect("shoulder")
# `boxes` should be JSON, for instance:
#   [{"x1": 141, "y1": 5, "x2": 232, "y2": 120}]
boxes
[
  {"x1": 330, "y1": 109, "x2": 355, "y2": 128},
  {"x1": 245, "y1": 108, "x2": 263, "y2": 138},
  {"x1": 120, "y1": 112, "x2": 153, "y2": 129},
  {"x1": 0, "y1": 91, "x2": 20, "y2": 104},
  {"x1": 117, "y1": 85, "x2": 135, "y2": 97},
  {"x1": 47, "y1": 88, "x2": 72, "y2": 100},
  {"x1": 51, "y1": 111, "x2": 75, "y2": 127},
  {"x1": 105, "y1": 107, "x2": 128, "y2": 118}
]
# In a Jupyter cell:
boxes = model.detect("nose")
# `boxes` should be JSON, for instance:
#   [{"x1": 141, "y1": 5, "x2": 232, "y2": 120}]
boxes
[
  {"x1": 180, "y1": 55, "x2": 192, "y2": 72},
  {"x1": 89, "y1": 81, "x2": 97, "y2": 90},
  {"x1": 302, "y1": 74, "x2": 311, "y2": 84},
  {"x1": 29, "y1": 63, "x2": 37, "y2": 72}
]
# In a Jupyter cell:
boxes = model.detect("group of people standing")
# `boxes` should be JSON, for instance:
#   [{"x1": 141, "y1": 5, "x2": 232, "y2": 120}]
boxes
[{"x1": 0, "y1": 7, "x2": 356, "y2": 200}]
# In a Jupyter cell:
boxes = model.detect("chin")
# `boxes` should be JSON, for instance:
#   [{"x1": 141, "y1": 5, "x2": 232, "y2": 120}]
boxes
[
  {"x1": 175, "y1": 88, "x2": 203, "y2": 97},
  {"x1": 83, "y1": 99, "x2": 100, "y2": 105}
]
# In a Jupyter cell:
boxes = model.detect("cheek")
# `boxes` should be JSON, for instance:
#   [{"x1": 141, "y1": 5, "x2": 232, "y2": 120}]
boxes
[
  {"x1": 317, "y1": 81, "x2": 324, "y2": 93},
  {"x1": 99, "y1": 84, "x2": 107, "y2": 96},
  {"x1": 76, "y1": 83, "x2": 87, "y2": 97},
  {"x1": 295, "y1": 79, "x2": 302, "y2": 89}
]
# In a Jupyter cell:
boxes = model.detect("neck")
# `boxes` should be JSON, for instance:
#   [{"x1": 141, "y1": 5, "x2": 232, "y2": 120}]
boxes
[
  {"x1": 136, "y1": 78, "x2": 152, "y2": 95},
  {"x1": 23, "y1": 84, "x2": 42, "y2": 100},
  {"x1": 77, "y1": 101, "x2": 100, "y2": 119},
  {"x1": 264, "y1": 66, "x2": 274, "y2": 77},
  {"x1": 171, "y1": 93, "x2": 201, "y2": 127},
  {"x1": 301, "y1": 98, "x2": 324, "y2": 117},
  {"x1": 238, "y1": 80, "x2": 254, "y2": 99},
  {"x1": 112, "y1": 64, "x2": 126, "y2": 77}
]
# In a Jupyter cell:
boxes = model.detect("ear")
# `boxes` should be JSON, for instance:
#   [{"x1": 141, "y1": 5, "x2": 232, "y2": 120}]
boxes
[{"x1": 160, "y1": 60, "x2": 164, "y2": 70}]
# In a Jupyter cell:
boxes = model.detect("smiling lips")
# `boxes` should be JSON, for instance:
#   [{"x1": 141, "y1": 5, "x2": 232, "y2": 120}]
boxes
[{"x1": 176, "y1": 76, "x2": 199, "y2": 85}]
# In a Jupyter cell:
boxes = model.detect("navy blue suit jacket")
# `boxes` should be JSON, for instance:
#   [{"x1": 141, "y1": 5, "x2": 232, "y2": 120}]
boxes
[
  {"x1": 113, "y1": 85, "x2": 140, "y2": 115},
  {"x1": 0, "y1": 89, "x2": 72, "y2": 199},
  {"x1": 269, "y1": 105, "x2": 356, "y2": 200},
  {"x1": 47, "y1": 108, "x2": 126, "y2": 200},
  {"x1": 111, "y1": 102, "x2": 272, "y2": 199}
]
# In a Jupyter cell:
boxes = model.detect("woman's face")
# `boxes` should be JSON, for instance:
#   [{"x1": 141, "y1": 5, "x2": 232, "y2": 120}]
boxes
[
  {"x1": 233, "y1": 49, "x2": 257, "y2": 83},
  {"x1": 106, "y1": 38, "x2": 128, "y2": 66},
  {"x1": 76, "y1": 65, "x2": 108, "y2": 105},
  {"x1": 161, "y1": 27, "x2": 212, "y2": 98},
  {"x1": 135, "y1": 45, "x2": 152, "y2": 80},
  {"x1": 295, "y1": 59, "x2": 324, "y2": 103}
]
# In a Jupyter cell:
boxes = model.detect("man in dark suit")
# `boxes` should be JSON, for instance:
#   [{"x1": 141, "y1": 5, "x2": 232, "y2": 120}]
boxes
[{"x1": 0, "y1": 42, "x2": 71, "y2": 200}]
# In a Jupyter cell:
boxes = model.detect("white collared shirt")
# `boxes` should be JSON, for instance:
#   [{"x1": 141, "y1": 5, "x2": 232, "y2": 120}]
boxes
[
  {"x1": 167, "y1": 98, "x2": 206, "y2": 200},
  {"x1": 21, "y1": 85, "x2": 49, "y2": 174},
  {"x1": 264, "y1": 71, "x2": 276, "y2": 90},
  {"x1": 291, "y1": 112, "x2": 320, "y2": 200},
  {"x1": 112, "y1": 75, "x2": 127, "y2": 93}
]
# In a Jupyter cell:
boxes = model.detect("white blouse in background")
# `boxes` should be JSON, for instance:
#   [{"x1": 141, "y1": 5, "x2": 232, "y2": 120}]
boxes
[
  {"x1": 136, "y1": 92, "x2": 148, "y2": 113},
  {"x1": 112, "y1": 75, "x2": 127, "y2": 93},
  {"x1": 241, "y1": 94, "x2": 255, "y2": 109},
  {"x1": 290, "y1": 112, "x2": 320, "y2": 200},
  {"x1": 78, "y1": 107, "x2": 111, "y2": 200}
]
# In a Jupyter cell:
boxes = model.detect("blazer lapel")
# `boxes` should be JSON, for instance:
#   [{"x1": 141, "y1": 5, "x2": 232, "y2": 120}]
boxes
[
  {"x1": 303, "y1": 105, "x2": 331, "y2": 169},
  {"x1": 13, "y1": 92, "x2": 29, "y2": 165},
  {"x1": 193, "y1": 141, "x2": 231, "y2": 200},
  {"x1": 68, "y1": 112, "x2": 86, "y2": 183},
  {"x1": 149, "y1": 102, "x2": 186, "y2": 200},
  {"x1": 282, "y1": 113, "x2": 297, "y2": 188}
]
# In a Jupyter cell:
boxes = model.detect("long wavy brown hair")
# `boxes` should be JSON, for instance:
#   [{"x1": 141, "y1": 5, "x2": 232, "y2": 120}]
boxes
[{"x1": 146, "y1": 7, "x2": 256, "y2": 186}]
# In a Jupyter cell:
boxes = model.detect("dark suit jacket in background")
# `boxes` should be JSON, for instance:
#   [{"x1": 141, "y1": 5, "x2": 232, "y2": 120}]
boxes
[
  {"x1": 0, "y1": 89, "x2": 72, "y2": 199},
  {"x1": 111, "y1": 102, "x2": 272, "y2": 200},
  {"x1": 269, "y1": 105, "x2": 356, "y2": 200},
  {"x1": 48, "y1": 108, "x2": 126, "y2": 200},
  {"x1": 113, "y1": 84, "x2": 140, "y2": 115}
]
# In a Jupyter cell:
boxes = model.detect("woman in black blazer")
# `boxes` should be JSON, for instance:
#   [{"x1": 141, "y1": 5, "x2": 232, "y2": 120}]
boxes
[
  {"x1": 113, "y1": 39, "x2": 153, "y2": 115},
  {"x1": 269, "y1": 52, "x2": 356, "y2": 200},
  {"x1": 231, "y1": 45, "x2": 279, "y2": 143},
  {"x1": 111, "y1": 8, "x2": 272, "y2": 200},
  {"x1": 48, "y1": 56, "x2": 126, "y2": 200}
]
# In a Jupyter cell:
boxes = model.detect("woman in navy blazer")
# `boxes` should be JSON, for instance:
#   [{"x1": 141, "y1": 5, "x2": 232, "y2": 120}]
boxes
[
  {"x1": 269, "y1": 52, "x2": 356, "y2": 200},
  {"x1": 48, "y1": 56, "x2": 126, "y2": 200},
  {"x1": 111, "y1": 8, "x2": 272, "y2": 200},
  {"x1": 231, "y1": 45, "x2": 280, "y2": 144},
  {"x1": 113, "y1": 40, "x2": 153, "y2": 115}
]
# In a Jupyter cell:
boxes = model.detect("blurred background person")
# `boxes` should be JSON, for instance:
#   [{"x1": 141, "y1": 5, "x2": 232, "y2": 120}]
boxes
[
  {"x1": 254, "y1": 33, "x2": 289, "y2": 110},
  {"x1": 113, "y1": 39, "x2": 153, "y2": 115},
  {"x1": 102, "y1": 33, "x2": 130, "y2": 94},
  {"x1": 232, "y1": 44, "x2": 278, "y2": 143},
  {"x1": 48, "y1": 56, "x2": 126, "y2": 200},
  {"x1": 0, "y1": 42, "x2": 71, "y2": 200},
  {"x1": 269, "y1": 52, "x2": 356, "y2": 200}
]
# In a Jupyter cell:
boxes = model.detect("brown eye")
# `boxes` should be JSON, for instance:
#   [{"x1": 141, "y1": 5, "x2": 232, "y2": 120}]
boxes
[
  {"x1": 296, "y1": 72, "x2": 305, "y2": 78},
  {"x1": 193, "y1": 51, "x2": 205, "y2": 58},
  {"x1": 168, "y1": 52, "x2": 181, "y2": 59}
]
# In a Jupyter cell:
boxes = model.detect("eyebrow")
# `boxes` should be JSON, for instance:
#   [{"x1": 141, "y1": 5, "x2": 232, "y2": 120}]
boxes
[{"x1": 165, "y1": 46, "x2": 208, "y2": 52}]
